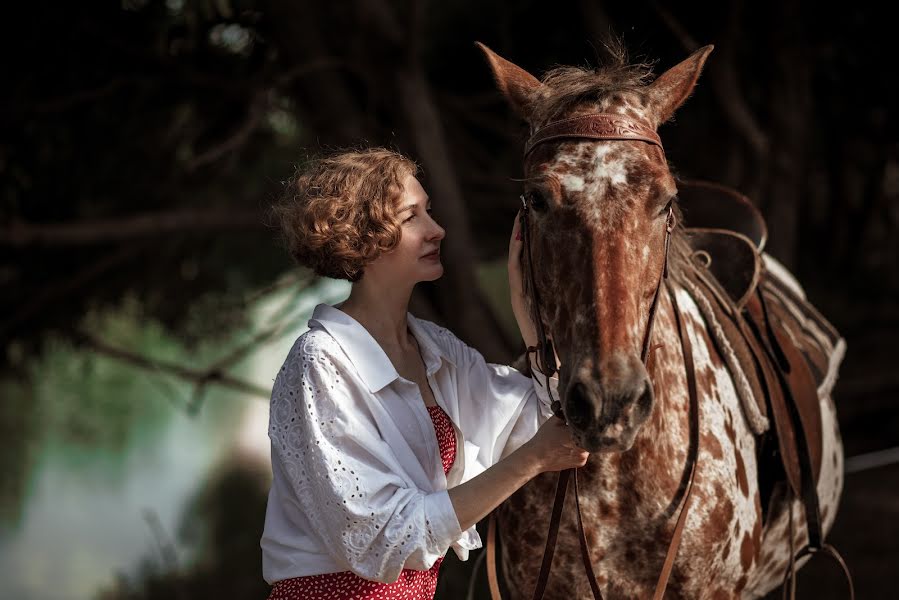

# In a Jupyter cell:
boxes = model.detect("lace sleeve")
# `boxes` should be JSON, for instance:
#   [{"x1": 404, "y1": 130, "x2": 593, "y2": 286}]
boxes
[{"x1": 268, "y1": 338, "x2": 463, "y2": 583}]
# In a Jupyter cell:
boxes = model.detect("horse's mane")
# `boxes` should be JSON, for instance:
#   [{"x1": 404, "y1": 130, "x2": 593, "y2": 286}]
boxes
[
  {"x1": 529, "y1": 38, "x2": 657, "y2": 125},
  {"x1": 668, "y1": 209, "x2": 697, "y2": 284}
]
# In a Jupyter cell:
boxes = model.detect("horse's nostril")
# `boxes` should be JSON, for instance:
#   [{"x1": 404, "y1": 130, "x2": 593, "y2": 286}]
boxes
[
  {"x1": 636, "y1": 383, "x2": 653, "y2": 412},
  {"x1": 566, "y1": 382, "x2": 593, "y2": 427}
]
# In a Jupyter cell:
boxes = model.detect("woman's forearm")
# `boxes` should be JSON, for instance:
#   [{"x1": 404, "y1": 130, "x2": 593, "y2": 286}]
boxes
[{"x1": 446, "y1": 445, "x2": 539, "y2": 531}]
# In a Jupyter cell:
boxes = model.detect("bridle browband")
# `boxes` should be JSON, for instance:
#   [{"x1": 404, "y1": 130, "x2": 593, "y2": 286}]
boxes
[
  {"x1": 523, "y1": 113, "x2": 664, "y2": 158},
  {"x1": 487, "y1": 113, "x2": 699, "y2": 600}
]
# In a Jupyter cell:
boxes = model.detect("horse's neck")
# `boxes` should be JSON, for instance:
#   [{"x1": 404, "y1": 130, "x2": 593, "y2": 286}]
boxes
[{"x1": 646, "y1": 284, "x2": 693, "y2": 442}]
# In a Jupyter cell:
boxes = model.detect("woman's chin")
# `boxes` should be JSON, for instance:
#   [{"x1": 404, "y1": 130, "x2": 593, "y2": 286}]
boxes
[{"x1": 418, "y1": 263, "x2": 444, "y2": 281}]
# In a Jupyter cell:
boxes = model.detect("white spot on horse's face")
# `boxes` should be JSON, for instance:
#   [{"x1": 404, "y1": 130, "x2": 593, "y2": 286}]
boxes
[
  {"x1": 642, "y1": 244, "x2": 650, "y2": 261},
  {"x1": 547, "y1": 153, "x2": 588, "y2": 194},
  {"x1": 560, "y1": 174, "x2": 586, "y2": 192},
  {"x1": 594, "y1": 145, "x2": 629, "y2": 187}
]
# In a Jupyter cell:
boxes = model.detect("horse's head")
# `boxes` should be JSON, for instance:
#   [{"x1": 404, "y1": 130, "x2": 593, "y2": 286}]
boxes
[{"x1": 479, "y1": 41, "x2": 713, "y2": 453}]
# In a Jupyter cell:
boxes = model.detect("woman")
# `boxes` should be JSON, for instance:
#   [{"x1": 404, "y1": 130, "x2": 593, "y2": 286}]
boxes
[{"x1": 261, "y1": 148, "x2": 589, "y2": 599}]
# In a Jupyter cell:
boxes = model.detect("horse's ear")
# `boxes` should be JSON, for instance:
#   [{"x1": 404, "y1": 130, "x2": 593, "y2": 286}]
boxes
[
  {"x1": 647, "y1": 45, "x2": 714, "y2": 126},
  {"x1": 475, "y1": 41, "x2": 543, "y2": 122}
]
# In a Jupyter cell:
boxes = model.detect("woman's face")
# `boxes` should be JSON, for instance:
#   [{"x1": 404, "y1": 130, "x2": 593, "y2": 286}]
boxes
[{"x1": 366, "y1": 174, "x2": 446, "y2": 285}]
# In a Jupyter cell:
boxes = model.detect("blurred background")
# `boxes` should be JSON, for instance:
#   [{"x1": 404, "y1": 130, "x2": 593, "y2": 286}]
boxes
[{"x1": 1, "y1": 0, "x2": 896, "y2": 598}]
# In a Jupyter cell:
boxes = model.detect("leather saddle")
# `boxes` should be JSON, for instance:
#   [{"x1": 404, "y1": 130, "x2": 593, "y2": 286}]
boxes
[
  {"x1": 678, "y1": 180, "x2": 766, "y2": 308},
  {"x1": 675, "y1": 180, "x2": 852, "y2": 598},
  {"x1": 676, "y1": 179, "x2": 832, "y2": 512}
]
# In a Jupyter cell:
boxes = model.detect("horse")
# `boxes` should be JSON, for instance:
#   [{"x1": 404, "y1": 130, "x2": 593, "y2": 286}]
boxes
[{"x1": 475, "y1": 41, "x2": 848, "y2": 599}]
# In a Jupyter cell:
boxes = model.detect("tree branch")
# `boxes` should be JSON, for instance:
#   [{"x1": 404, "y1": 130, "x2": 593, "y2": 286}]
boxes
[
  {"x1": 653, "y1": 1, "x2": 769, "y2": 158},
  {"x1": 74, "y1": 329, "x2": 272, "y2": 400},
  {"x1": 187, "y1": 92, "x2": 268, "y2": 171},
  {"x1": 142, "y1": 509, "x2": 189, "y2": 600},
  {"x1": 186, "y1": 58, "x2": 357, "y2": 171},
  {"x1": 397, "y1": 68, "x2": 516, "y2": 360},
  {"x1": 359, "y1": 0, "x2": 405, "y2": 46},
  {"x1": 262, "y1": 0, "x2": 369, "y2": 143},
  {"x1": 276, "y1": 58, "x2": 360, "y2": 87},
  {"x1": 205, "y1": 285, "x2": 310, "y2": 374},
  {"x1": 33, "y1": 76, "x2": 151, "y2": 113},
  {"x1": 0, "y1": 244, "x2": 144, "y2": 340},
  {"x1": 1, "y1": 209, "x2": 264, "y2": 247}
]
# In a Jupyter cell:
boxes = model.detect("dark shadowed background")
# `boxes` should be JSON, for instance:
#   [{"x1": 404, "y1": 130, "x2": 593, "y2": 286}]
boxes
[{"x1": 1, "y1": 1, "x2": 896, "y2": 598}]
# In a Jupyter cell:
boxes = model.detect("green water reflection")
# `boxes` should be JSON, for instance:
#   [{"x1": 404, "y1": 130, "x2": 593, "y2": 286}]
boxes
[{"x1": 0, "y1": 278, "x2": 350, "y2": 600}]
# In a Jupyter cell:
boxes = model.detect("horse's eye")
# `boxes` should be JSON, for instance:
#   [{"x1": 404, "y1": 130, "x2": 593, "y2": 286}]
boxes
[
  {"x1": 526, "y1": 190, "x2": 549, "y2": 212},
  {"x1": 660, "y1": 196, "x2": 676, "y2": 215}
]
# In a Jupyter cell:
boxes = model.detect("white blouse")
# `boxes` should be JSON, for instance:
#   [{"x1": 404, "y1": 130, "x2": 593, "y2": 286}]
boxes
[{"x1": 260, "y1": 302, "x2": 558, "y2": 585}]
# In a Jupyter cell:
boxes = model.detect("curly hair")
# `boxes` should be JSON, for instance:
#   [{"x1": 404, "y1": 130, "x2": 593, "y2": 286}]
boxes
[{"x1": 271, "y1": 148, "x2": 419, "y2": 282}]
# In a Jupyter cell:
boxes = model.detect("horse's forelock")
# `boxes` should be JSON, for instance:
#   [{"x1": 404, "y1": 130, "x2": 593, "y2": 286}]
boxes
[{"x1": 528, "y1": 47, "x2": 656, "y2": 125}]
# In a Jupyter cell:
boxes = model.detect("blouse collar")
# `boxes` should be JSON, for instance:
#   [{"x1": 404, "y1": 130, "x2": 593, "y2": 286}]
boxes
[{"x1": 308, "y1": 303, "x2": 456, "y2": 393}]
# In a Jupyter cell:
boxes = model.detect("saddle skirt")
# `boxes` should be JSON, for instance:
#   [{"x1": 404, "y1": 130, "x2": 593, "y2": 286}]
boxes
[{"x1": 675, "y1": 180, "x2": 846, "y2": 503}]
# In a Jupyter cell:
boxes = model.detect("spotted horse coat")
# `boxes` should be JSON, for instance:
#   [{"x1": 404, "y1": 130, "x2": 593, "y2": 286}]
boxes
[{"x1": 477, "y1": 43, "x2": 845, "y2": 599}]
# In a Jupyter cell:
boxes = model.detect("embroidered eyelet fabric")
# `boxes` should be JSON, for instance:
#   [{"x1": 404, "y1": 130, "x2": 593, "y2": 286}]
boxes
[
  {"x1": 266, "y1": 406, "x2": 457, "y2": 600},
  {"x1": 260, "y1": 303, "x2": 558, "y2": 588}
]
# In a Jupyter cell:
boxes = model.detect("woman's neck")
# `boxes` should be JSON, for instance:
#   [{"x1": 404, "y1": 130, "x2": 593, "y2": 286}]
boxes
[{"x1": 337, "y1": 281, "x2": 414, "y2": 350}]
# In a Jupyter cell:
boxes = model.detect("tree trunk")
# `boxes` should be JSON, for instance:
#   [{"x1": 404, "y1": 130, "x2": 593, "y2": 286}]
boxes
[
  {"x1": 760, "y1": 0, "x2": 811, "y2": 272},
  {"x1": 397, "y1": 67, "x2": 515, "y2": 360},
  {"x1": 262, "y1": 0, "x2": 370, "y2": 144}
]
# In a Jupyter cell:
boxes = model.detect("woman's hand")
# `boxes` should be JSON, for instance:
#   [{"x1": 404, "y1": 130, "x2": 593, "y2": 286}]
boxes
[
  {"x1": 447, "y1": 415, "x2": 589, "y2": 530},
  {"x1": 520, "y1": 416, "x2": 590, "y2": 474},
  {"x1": 509, "y1": 209, "x2": 538, "y2": 349}
]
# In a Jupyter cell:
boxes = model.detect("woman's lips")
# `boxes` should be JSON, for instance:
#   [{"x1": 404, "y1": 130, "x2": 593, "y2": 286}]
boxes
[{"x1": 422, "y1": 250, "x2": 440, "y2": 260}]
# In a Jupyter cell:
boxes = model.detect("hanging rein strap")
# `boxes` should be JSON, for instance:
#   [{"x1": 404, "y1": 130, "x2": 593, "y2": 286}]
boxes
[
  {"x1": 519, "y1": 191, "x2": 561, "y2": 416},
  {"x1": 487, "y1": 113, "x2": 700, "y2": 600}
]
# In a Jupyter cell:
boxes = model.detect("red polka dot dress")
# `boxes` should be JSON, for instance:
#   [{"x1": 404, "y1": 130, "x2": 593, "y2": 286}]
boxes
[{"x1": 267, "y1": 404, "x2": 457, "y2": 600}]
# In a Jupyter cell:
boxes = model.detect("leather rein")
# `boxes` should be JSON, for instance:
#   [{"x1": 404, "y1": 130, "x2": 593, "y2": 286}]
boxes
[{"x1": 486, "y1": 113, "x2": 701, "y2": 600}]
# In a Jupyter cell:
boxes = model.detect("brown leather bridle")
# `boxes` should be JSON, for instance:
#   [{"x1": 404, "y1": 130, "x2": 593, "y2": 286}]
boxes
[{"x1": 486, "y1": 113, "x2": 700, "y2": 600}]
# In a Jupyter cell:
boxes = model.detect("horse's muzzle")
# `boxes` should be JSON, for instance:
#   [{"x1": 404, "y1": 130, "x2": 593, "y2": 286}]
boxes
[{"x1": 564, "y1": 358, "x2": 654, "y2": 452}]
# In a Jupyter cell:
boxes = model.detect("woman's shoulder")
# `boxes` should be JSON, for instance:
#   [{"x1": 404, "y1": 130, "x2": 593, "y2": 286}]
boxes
[
  {"x1": 273, "y1": 329, "x2": 361, "y2": 415},
  {"x1": 282, "y1": 327, "x2": 353, "y2": 375},
  {"x1": 296, "y1": 326, "x2": 343, "y2": 355},
  {"x1": 408, "y1": 313, "x2": 478, "y2": 365},
  {"x1": 408, "y1": 313, "x2": 454, "y2": 341}
]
